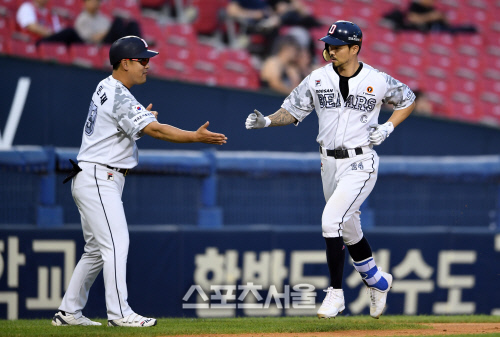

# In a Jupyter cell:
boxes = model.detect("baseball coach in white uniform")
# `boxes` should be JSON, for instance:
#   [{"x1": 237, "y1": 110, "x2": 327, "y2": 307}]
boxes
[
  {"x1": 52, "y1": 36, "x2": 227, "y2": 327},
  {"x1": 246, "y1": 21, "x2": 415, "y2": 319}
]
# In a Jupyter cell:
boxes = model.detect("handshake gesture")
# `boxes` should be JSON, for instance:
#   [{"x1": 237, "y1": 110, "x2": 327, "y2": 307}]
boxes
[
  {"x1": 369, "y1": 122, "x2": 394, "y2": 146},
  {"x1": 246, "y1": 110, "x2": 270, "y2": 129}
]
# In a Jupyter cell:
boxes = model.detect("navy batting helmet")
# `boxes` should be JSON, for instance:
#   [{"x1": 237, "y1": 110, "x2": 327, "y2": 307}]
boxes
[
  {"x1": 320, "y1": 20, "x2": 362, "y2": 61},
  {"x1": 109, "y1": 36, "x2": 159, "y2": 66}
]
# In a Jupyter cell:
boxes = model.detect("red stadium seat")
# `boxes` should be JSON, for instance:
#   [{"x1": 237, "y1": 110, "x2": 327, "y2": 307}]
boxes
[
  {"x1": 481, "y1": 78, "x2": 500, "y2": 105},
  {"x1": 449, "y1": 101, "x2": 482, "y2": 123},
  {"x1": 70, "y1": 44, "x2": 102, "y2": 68},
  {"x1": 0, "y1": 15, "x2": 13, "y2": 38},
  {"x1": 163, "y1": 23, "x2": 197, "y2": 47},
  {"x1": 139, "y1": 17, "x2": 164, "y2": 47},
  {"x1": 190, "y1": 0, "x2": 225, "y2": 35},
  {"x1": 51, "y1": 0, "x2": 81, "y2": 21},
  {"x1": 39, "y1": 42, "x2": 72, "y2": 64},
  {"x1": 141, "y1": 0, "x2": 167, "y2": 9},
  {"x1": 452, "y1": 78, "x2": 483, "y2": 100},
  {"x1": 0, "y1": 35, "x2": 9, "y2": 54},
  {"x1": 217, "y1": 70, "x2": 260, "y2": 90},
  {"x1": 9, "y1": 39, "x2": 39, "y2": 59},
  {"x1": 427, "y1": 33, "x2": 454, "y2": 55},
  {"x1": 216, "y1": 49, "x2": 256, "y2": 86},
  {"x1": 107, "y1": 0, "x2": 141, "y2": 19},
  {"x1": 0, "y1": 0, "x2": 19, "y2": 17},
  {"x1": 99, "y1": 44, "x2": 113, "y2": 70},
  {"x1": 481, "y1": 101, "x2": 500, "y2": 125},
  {"x1": 161, "y1": 43, "x2": 195, "y2": 66}
]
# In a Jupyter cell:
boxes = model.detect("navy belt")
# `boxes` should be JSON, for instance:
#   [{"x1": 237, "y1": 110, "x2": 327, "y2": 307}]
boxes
[
  {"x1": 106, "y1": 165, "x2": 130, "y2": 176},
  {"x1": 320, "y1": 146, "x2": 363, "y2": 159}
]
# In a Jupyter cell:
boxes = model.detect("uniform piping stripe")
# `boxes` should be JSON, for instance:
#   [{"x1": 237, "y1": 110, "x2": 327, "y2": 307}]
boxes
[
  {"x1": 94, "y1": 165, "x2": 124, "y2": 318},
  {"x1": 338, "y1": 154, "x2": 375, "y2": 236}
]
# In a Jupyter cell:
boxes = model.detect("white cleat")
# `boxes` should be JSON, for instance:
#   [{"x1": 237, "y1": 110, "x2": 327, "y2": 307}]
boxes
[
  {"x1": 368, "y1": 271, "x2": 393, "y2": 319},
  {"x1": 51, "y1": 311, "x2": 101, "y2": 326},
  {"x1": 317, "y1": 287, "x2": 345, "y2": 319},
  {"x1": 108, "y1": 313, "x2": 157, "y2": 327}
]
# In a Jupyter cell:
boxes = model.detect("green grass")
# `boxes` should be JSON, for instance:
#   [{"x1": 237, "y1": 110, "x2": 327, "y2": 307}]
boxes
[{"x1": 0, "y1": 315, "x2": 499, "y2": 337}]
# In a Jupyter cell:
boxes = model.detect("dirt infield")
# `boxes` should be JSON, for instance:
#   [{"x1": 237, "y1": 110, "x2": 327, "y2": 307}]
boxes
[{"x1": 171, "y1": 323, "x2": 500, "y2": 337}]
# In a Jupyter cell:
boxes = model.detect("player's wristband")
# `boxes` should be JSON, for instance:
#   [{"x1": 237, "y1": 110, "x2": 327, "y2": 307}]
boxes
[{"x1": 264, "y1": 117, "x2": 271, "y2": 127}]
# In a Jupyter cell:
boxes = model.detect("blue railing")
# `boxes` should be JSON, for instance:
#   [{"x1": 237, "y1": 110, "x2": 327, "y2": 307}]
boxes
[{"x1": 2, "y1": 146, "x2": 500, "y2": 228}]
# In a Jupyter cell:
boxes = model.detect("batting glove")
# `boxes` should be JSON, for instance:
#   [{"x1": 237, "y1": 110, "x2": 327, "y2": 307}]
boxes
[
  {"x1": 246, "y1": 109, "x2": 271, "y2": 129},
  {"x1": 369, "y1": 122, "x2": 394, "y2": 146}
]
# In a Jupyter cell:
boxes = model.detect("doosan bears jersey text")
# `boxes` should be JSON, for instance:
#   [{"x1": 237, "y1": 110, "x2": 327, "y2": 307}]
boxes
[{"x1": 282, "y1": 62, "x2": 415, "y2": 150}]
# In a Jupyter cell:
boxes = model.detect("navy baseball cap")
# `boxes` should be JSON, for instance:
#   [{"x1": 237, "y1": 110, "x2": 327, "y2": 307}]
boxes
[
  {"x1": 320, "y1": 20, "x2": 362, "y2": 47},
  {"x1": 109, "y1": 36, "x2": 159, "y2": 65}
]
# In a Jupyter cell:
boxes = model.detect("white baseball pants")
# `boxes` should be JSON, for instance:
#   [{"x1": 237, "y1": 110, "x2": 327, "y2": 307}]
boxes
[
  {"x1": 320, "y1": 149, "x2": 379, "y2": 245},
  {"x1": 59, "y1": 162, "x2": 133, "y2": 320}
]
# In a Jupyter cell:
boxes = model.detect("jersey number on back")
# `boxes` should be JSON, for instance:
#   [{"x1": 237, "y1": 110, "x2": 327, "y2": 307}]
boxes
[{"x1": 85, "y1": 100, "x2": 98, "y2": 136}]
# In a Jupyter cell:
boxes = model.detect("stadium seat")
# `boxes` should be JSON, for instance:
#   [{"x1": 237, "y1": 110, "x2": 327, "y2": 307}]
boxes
[
  {"x1": 217, "y1": 48, "x2": 254, "y2": 76},
  {"x1": 427, "y1": 33, "x2": 454, "y2": 55},
  {"x1": 51, "y1": 0, "x2": 81, "y2": 21},
  {"x1": 365, "y1": 48, "x2": 394, "y2": 73},
  {"x1": 481, "y1": 78, "x2": 500, "y2": 104},
  {"x1": 9, "y1": 39, "x2": 39, "y2": 59},
  {"x1": 163, "y1": 23, "x2": 197, "y2": 47},
  {"x1": 480, "y1": 101, "x2": 500, "y2": 125},
  {"x1": 0, "y1": 15, "x2": 12, "y2": 38},
  {"x1": 190, "y1": 0, "x2": 225, "y2": 35},
  {"x1": 449, "y1": 101, "x2": 482, "y2": 123},
  {"x1": 99, "y1": 44, "x2": 113, "y2": 70},
  {"x1": 191, "y1": 44, "x2": 219, "y2": 80},
  {"x1": 0, "y1": 35, "x2": 9, "y2": 54},
  {"x1": 107, "y1": 0, "x2": 141, "y2": 19},
  {"x1": 39, "y1": 42, "x2": 72, "y2": 64},
  {"x1": 141, "y1": 0, "x2": 166, "y2": 9},
  {"x1": 217, "y1": 71, "x2": 259, "y2": 90},
  {"x1": 139, "y1": 17, "x2": 164, "y2": 47},
  {"x1": 0, "y1": 0, "x2": 19, "y2": 17},
  {"x1": 398, "y1": 31, "x2": 427, "y2": 49},
  {"x1": 70, "y1": 44, "x2": 102, "y2": 68},
  {"x1": 452, "y1": 77, "x2": 483, "y2": 99},
  {"x1": 309, "y1": 2, "x2": 356, "y2": 23},
  {"x1": 160, "y1": 43, "x2": 194, "y2": 66}
]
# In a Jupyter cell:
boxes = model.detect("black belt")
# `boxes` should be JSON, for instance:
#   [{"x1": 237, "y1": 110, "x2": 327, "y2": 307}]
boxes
[
  {"x1": 320, "y1": 146, "x2": 363, "y2": 159},
  {"x1": 106, "y1": 165, "x2": 130, "y2": 176}
]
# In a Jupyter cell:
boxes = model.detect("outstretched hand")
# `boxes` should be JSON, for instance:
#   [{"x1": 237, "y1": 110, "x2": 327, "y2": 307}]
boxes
[
  {"x1": 245, "y1": 109, "x2": 268, "y2": 129},
  {"x1": 196, "y1": 121, "x2": 227, "y2": 145}
]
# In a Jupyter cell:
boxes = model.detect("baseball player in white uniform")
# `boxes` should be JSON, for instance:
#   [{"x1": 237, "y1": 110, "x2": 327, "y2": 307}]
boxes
[
  {"x1": 52, "y1": 36, "x2": 227, "y2": 327},
  {"x1": 246, "y1": 21, "x2": 415, "y2": 319}
]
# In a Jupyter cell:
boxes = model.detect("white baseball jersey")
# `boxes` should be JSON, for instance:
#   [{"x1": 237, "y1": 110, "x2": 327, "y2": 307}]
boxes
[
  {"x1": 77, "y1": 75, "x2": 156, "y2": 168},
  {"x1": 282, "y1": 62, "x2": 415, "y2": 150}
]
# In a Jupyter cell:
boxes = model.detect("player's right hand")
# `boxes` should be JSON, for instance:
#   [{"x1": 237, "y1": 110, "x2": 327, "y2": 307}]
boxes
[
  {"x1": 245, "y1": 109, "x2": 267, "y2": 129},
  {"x1": 146, "y1": 103, "x2": 158, "y2": 119},
  {"x1": 196, "y1": 121, "x2": 227, "y2": 145}
]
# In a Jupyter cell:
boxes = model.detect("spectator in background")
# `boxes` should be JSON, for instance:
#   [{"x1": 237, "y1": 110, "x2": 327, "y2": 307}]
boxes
[
  {"x1": 75, "y1": 0, "x2": 141, "y2": 44},
  {"x1": 383, "y1": 0, "x2": 477, "y2": 33},
  {"x1": 16, "y1": 0, "x2": 82, "y2": 45},
  {"x1": 260, "y1": 35, "x2": 302, "y2": 95},
  {"x1": 413, "y1": 90, "x2": 433, "y2": 115},
  {"x1": 226, "y1": 0, "x2": 277, "y2": 54},
  {"x1": 266, "y1": 0, "x2": 321, "y2": 29},
  {"x1": 226, "y1": 0, "x2": 270, "y2": 26}
]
